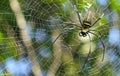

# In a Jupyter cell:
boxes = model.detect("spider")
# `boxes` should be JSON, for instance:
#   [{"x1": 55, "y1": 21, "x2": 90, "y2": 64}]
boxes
[
  {"x1": 52, "y1": 4, "x2": 105, "y2": 70},
  {"x1": 75, "y1": 10, "x2": 105, "y2": 70}
]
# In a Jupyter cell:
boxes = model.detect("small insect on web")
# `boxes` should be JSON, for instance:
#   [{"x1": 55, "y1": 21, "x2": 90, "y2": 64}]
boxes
[{"x1": 51, "y1": 2, "x2": 107, "y2": 71}]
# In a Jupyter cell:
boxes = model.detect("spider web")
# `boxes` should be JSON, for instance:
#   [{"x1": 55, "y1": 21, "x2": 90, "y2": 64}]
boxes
[{"x1": 0, "y1": 0, "x2": 120, "y2": 76}]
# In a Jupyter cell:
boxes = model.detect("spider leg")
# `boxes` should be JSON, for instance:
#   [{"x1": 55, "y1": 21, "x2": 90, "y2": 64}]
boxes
[
  {"x1": 88, "y1": 30, "x2": 105, "y2": 61},
  {"x1": 76, "y1": 11, "x2": 83, "y2": 26},
  {"x1": 91, "y1": 2, "x2": 111, "y2": 26},
  {"x1": 52, "y1": 23, "x2": 80, "y2": 44},
  {"x1": 52, "y1": 33, "x2": 62, "y2": 44},
  {"x1": 81, "y1": 33, "x2": 92, "y2": 70},
  {"x1": 63, "y1": 22, "x2": 81, "y2": 29},
  {"x1": 73, "y1": 4, "x2": 83, "y2": 26},
  {"x1": 91, "y1": 14, "x2": 104, "y2": 26}
]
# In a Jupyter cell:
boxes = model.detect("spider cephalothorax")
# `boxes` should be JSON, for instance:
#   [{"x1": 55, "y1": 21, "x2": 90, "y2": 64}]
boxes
[{"x1": 80, "y1": 28, "x2": 89, "y2": 37}]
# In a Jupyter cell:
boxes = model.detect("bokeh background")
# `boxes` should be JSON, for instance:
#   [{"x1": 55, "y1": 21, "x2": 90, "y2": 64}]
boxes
[{"x1": 0, "y1": 0, "x2": 120, "y2": 76}]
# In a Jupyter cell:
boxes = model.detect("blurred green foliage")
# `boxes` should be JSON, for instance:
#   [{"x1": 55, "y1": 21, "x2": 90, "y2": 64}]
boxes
[{"x1": 0, "y1": 0, "x2": 120, "y2": 76}]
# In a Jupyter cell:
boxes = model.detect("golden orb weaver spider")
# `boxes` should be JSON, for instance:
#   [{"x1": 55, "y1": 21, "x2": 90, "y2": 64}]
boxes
[{"x1": 52, "y1": 3, "x2": 106, "y2": 70}]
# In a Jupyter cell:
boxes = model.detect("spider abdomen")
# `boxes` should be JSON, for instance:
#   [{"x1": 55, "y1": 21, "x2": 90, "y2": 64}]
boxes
[
  {"x1": 82, "y1": 11, "x2": 92, "y2": 29},
  {"x1": 83, "y1": 21, "x2": 91, "y2": 29}
]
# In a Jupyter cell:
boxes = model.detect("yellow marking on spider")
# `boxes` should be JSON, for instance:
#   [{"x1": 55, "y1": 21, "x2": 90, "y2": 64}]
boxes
[{"x1": 86, "y1": 11, "x2": 92, "y2": 22}]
